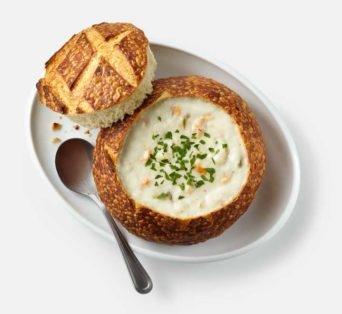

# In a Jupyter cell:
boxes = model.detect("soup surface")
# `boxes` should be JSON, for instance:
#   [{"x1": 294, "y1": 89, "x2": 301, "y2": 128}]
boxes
[{"x1": 118, "y1": 97, "x2": 249, "y2": 218}]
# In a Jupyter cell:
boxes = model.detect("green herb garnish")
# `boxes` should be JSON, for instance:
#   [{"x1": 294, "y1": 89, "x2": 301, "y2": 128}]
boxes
[
  {"x1": 145, "y1": 129, "x2": 219, "y2": 192},
  {"x1": 165, "y1": 131, "x2": 172, "y2": 139},
  {"x1": 182, "y1": 114, "x2": 190, "y2": 128},
  {"x1": 155, "y1": 192, "x2": 172, "y2": 200},
  {"x1": 197, "y1": 153, "x2": 207, "y2": 159},
  {"x1": 195, "y1": 180, "x2": 205, "y2": 188}
]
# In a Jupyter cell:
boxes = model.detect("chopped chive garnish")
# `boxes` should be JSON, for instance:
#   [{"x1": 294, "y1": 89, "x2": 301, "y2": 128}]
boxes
[
  {"x1": 155, "y1": 192, "x2": 172, "y2": 200},
  {"x1": 195, "y1": 180, "x2": 205, "y2": 188},
  {"x1": 145, "y1": 128, "x2": 218, "y2": 191},
  {"x1": 145, "y1": 158, "x2": 152, "y2": 166},
  {"x1": 206, "y1": 168, "x2": 215, "y2": 175},
  {"x1": 197, "y1": 153, "x2": 207, "y2": 159},
  {"x1": 182, "y1": 114, "x2": 190, "y2": 128},
  {"x1": 165, "y1": 131, "x2": 172, "y2": 139}
]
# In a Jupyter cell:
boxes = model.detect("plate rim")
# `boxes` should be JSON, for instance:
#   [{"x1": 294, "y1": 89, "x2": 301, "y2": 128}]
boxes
[{"x1": 25, "y1": 40, "x2": 301, "y2": 263}]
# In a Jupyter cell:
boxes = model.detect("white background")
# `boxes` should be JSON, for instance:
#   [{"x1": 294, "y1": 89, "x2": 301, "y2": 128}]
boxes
[{"x1": 1, "y1": 0, "x2": 341, "y2": 313}]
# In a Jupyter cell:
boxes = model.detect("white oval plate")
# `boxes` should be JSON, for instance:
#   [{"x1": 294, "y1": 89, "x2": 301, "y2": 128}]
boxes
[{"x1": 26, "y1": 42, "x2": 300, "y2": 263}]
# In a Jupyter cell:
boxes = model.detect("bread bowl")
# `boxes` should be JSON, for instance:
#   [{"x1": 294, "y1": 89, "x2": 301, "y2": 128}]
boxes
[
  {"x1": 36, "y1": 22, "x2": 157, "y2": 128},
  {"x1": 93, "y1": 76, "x2": 266, "y2": 244}
]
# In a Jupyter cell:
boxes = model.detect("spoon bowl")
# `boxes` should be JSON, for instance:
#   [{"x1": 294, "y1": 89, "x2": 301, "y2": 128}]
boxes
[{"x1": 55, "y1": 138, "x2": 96, "y2": 195}]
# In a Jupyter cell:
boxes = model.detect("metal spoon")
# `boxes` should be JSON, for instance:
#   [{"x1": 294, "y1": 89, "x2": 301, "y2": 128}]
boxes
[{"x1": 55, "y1": 138, "x2": 153, "y2": 294}]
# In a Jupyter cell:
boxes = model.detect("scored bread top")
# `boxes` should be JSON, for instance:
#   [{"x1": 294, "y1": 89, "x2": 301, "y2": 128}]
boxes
[{"x1": 36, "y1": 22, "x2": 149, "y2": 115}]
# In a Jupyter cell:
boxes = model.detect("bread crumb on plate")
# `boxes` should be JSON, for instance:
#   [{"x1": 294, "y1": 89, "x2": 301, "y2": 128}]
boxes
[
  {"x1": 51, "y1": 137, "x2": 61, "y2": 144},
  {"x1": 52, "y1": 122, "x2": 62, "y2": 131}
]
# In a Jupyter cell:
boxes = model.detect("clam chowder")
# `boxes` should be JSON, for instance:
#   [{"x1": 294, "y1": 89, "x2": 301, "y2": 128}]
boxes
[{"x1": 117, "y1": 97, "x2": 249, "y2": 218}]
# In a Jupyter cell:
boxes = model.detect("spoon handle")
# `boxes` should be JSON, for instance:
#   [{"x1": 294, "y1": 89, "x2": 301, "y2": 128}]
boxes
[
  {"x1": 90, "y1": 194, "x2": 153, "y2": 294},
  {"x1": 103, "y1": 210, "x2": 153, "y2": 294}
]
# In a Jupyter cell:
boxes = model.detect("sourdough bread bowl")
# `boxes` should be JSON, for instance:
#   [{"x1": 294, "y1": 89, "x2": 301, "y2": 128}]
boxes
[
  {"x1": 93, "y1": 76, "x2": 266, "y2": 244},
  {"x1": 36, "y1": 22, "x2": 157, "y2": 128}
]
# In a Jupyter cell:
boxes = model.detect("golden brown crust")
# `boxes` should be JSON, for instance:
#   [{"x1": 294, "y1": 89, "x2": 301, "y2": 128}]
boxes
[
  {"x1": 83, "y1": 58, "x2": 135, "y2": 110},
  {"x1": 36, "y1": 22, "x2": 149, "y2": 115},
  {"x1": 36, "y1": 80, "x2": 68, "y2": 114},
  {"x1": 118, "y1": 29, "x2": 148, "y2": 80},
  {"x1": 93, "y1": 76, "x2": 266, "y2": 245},
  {"x1": 93, "y1": 22, "x2": 133, "y2": 41},
  {"x1": 56, "y1": 33, "x2": 94, "y2": 90}
]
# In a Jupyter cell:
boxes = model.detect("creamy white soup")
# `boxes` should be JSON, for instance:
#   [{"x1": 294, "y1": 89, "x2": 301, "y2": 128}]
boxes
[{"x1": 117, "y1": 97, "x2": 249, "y2": 219}]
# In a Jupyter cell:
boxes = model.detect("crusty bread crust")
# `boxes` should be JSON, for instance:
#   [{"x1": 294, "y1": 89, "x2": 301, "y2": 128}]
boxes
[
  {"x1": 93, "y1": 76, "x2": 266, "y2": 245},
  {"x1": 36, "y1": 22, "x2": 149, "y2": 116},
  {"x1": 66, "y1": 48, "x2": 156, "y2": 128}
]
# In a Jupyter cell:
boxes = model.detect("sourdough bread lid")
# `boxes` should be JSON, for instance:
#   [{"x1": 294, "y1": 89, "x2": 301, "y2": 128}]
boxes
[{"x1": 36, "y1": 22, "x2": 152, "y2": 116}]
